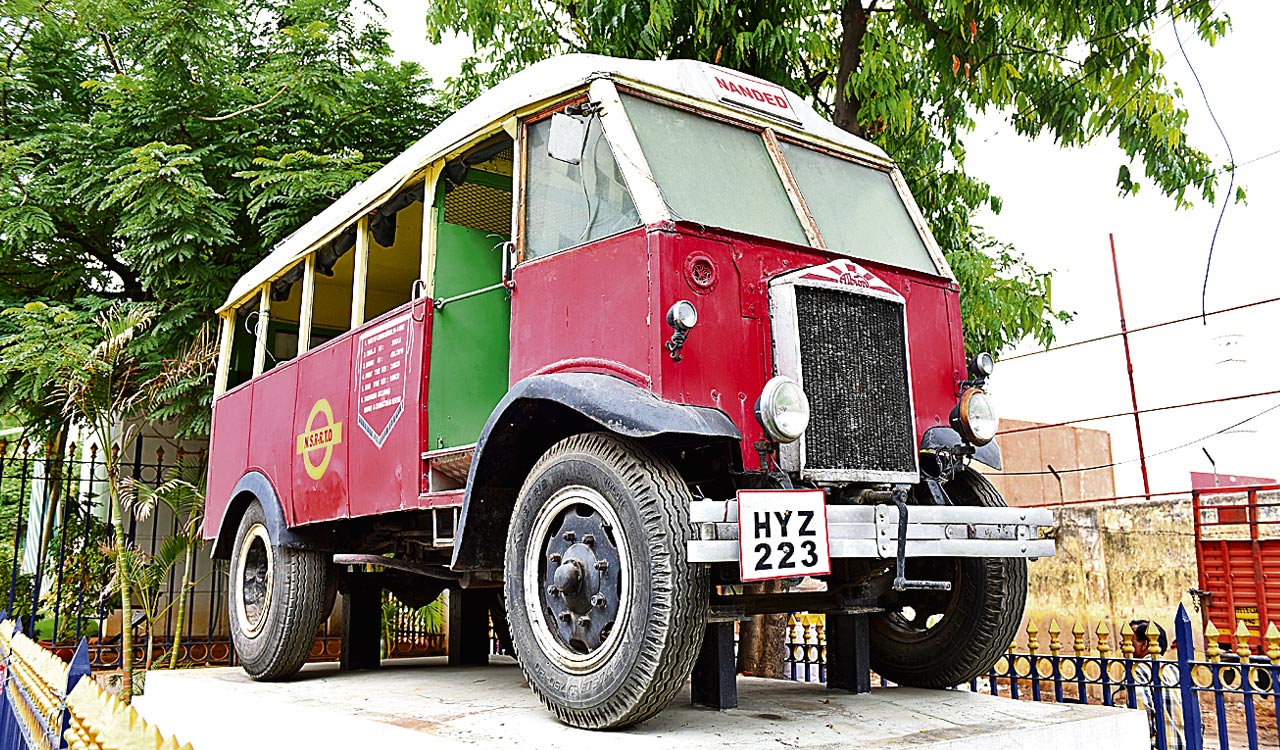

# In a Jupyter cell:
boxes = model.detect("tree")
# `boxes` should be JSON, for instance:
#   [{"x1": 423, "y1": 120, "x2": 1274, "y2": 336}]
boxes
[
  {"x1": 426, "y1": 0, "x2": 1233, "y2": 354},
  {"x1": 0, "y1": 0, "x2": 447, "y2": 436}
]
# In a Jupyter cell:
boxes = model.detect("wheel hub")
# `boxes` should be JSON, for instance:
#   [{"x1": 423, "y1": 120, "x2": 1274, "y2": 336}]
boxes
[{"x1": 542, "y1": 508, "x2": 622, "y2": 653}]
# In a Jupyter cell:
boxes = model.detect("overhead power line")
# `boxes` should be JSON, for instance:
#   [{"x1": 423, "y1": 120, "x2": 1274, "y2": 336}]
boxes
[
  {"x1": 1003, "y1": 294, "x2": 1280, "y2": 361},
  {"x1": 993, "y1": 398, "x2": 1280, "y2": 476}
]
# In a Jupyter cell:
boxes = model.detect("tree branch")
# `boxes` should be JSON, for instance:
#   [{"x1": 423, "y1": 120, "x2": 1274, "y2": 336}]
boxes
[
  {"x1": 194, "y1": 83, "x2": 289, "y2": 122},
  {"x1": 833, "y1": 0, "x2": 870, "y2": 135},
  {"x1": 98, "y1": 32, "x2": 124, "y2": 75}
]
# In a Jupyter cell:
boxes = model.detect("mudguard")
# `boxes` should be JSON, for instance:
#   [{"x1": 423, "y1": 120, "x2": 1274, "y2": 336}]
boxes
[
  {"x1": 451, "y1": 372, "x2": 741, "y2": 571},
  {"x1": 209, "y1": 470, "x2": 308, "y2": 559},
  {"x1": 921, "y1": 426, "x2": 1002, "y2": 471}
]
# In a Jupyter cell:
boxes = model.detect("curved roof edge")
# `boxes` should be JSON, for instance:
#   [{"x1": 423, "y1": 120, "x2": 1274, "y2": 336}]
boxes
[{"x1": 221, "y1": 54, "x2": 889, "y2": 310}]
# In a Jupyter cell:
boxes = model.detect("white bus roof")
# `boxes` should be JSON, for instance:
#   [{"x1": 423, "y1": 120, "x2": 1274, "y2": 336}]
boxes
[{"x1": 221, "y1": 54, "x2": 890, "y2": 311}]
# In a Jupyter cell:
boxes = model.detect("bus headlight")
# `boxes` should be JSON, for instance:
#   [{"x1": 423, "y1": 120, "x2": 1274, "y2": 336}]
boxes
[
  {"x1": 951, "y1": 388, "x2": 998, "y2": 446},
  {"x1": 755, "y1": 376, "x2": 810, "y2": 443}
]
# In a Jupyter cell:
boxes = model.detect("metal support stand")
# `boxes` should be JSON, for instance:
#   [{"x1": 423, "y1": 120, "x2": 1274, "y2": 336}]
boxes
[
  {"x1": 340, "y1": 573, "x2": 382, "y2": 671},
  {"x1": 826, "y1": 612, "x2": 872, "y2": 693},
  {"x1": 691, "y1": 622, "x2": 738, "y2": 709},
  {"x1": 448, "y1": 588, "x2": 492, "y2": 666}
]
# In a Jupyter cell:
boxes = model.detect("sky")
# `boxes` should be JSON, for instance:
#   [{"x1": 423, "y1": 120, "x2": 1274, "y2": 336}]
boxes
[{"x1": 378, "y1": 1, "x2": 1279, "y2": 498}]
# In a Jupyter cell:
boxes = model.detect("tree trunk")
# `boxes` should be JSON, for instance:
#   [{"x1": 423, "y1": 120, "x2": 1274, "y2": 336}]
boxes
[
  {"x1": 736, "y1": 579, "x2": 789, "y2": 679},
  {"x1": 833, "y1": 0, "x2": 870, "y2": 136},
  {"x1": 107, "y1": 466, "x2": 133, "y2": 702},
  {"x1": 168, "y1": 544, "x2": 194, "y2": 669}
]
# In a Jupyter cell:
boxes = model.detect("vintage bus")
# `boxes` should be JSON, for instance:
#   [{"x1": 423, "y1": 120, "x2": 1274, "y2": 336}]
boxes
[{"x1": 205, "y1": 54, "x2": 1053, "y2": 729}]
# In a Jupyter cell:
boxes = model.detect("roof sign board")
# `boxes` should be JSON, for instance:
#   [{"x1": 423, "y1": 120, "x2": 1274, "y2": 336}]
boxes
[{"x1": 702, "y1": 67, "x2": 803, "y2": 125}]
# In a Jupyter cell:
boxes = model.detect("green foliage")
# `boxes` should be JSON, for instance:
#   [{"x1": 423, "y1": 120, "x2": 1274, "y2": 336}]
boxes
[
  {"x1": 0, "y1": 0, "x2": 447, "y2": 436},
  {"x1": 426, "y1": 0, "x2": 1231, "y2": 354}
]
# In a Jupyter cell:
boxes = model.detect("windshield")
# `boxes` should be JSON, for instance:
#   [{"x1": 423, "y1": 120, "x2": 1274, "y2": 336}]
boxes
[
  {"x1": 778, "y1": 141, "x2": 936, "y2": 275},
  {"x1": 618, "y1": 93, "x2": 939, "y2": 276}
]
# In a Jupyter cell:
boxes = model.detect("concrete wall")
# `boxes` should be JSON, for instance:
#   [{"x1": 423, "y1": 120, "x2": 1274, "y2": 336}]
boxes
[{"x1": 1021, "y1": 497, "x2": 1199, "y2": 642}]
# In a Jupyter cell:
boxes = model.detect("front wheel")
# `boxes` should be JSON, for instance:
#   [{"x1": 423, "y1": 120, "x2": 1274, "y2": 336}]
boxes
[
  {"x1": 504, "y1": 432, "x2": 707, "y2": 729},
  {"x1": 229, "y1": 501, "x2": 330, "y2": 680},
  {"x1": 868, "y1": 468, "x2": 1027, "y2": 687}
]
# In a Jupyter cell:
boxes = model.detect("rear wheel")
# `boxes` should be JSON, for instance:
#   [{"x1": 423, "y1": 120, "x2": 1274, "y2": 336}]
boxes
[
  {"x1": 229, "y1": 501, "x2": 329, "y2": 680},
  {"x1": 504, "y1": 432, "x2": 707, "y2": 729},
  {"x1": 868, "y1": 468, "x2": 1027, "y2": 687}
]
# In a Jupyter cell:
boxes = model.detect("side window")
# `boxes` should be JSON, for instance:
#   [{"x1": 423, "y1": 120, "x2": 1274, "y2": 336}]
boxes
[
  {"x1": 366, "y1": 182, "x2": 425, "y2": 321},
  {"x1": 523, "y1": 110, "x2": 639, "y2": 260},
  {"x1": 266, "y1": 260, "x2": 305, "y2": 369},
  {"x1": 311, "y1": 227, "x2": 356, "y2": 349},
  {"x1": 225, "y1": 294, "x2": 260, "y2": 390}
]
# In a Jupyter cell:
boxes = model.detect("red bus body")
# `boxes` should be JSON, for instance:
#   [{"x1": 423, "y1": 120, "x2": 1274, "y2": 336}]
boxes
[{"x1": 207, "y1": 222, "x2": 963, "y2": 535}]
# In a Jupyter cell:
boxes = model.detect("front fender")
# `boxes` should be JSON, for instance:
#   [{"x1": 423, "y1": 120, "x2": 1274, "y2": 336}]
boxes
[
  {"x1": 451, "y1": 373, "x2": 741, "y2": 571},
  {"x1": 920, "y1": 426, "x2": 1002, "y2": 471}
]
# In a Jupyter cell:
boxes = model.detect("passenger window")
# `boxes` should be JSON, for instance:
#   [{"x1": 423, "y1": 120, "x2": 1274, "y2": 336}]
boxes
[
  {"x1": 311, "y1": 226, "x2": 356, "y2": 348},
  {"x1": 365, "y1": 182, "x2": 425, "y2": 321},
  {"x1": 266, "y1": 260, "x2": 305, "y2": 368},
  {"x1": 225, "y1": 294, "x2": 260, "y2": 390},
  {"x1": 523, "y1": 110, "x2": 639, "y2": 260}
]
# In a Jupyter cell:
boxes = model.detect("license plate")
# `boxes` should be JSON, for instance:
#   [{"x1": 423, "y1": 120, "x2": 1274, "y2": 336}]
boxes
[{"x1": 737, "y1": 489, "x2": 831, "y2": 582}]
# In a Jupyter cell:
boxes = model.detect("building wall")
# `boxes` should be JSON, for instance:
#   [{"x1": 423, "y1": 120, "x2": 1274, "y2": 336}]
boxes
[
  {"x1": 980, "y1": 419, "x2": 1117, "y2": 506},
  {"x1": 1022, "y1": 497, "x2": 1199, "y2": 641}
]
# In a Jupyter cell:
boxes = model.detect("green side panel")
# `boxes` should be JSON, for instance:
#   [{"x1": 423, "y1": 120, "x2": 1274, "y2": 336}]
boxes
[{"x1": 427, "y1": 221, "x2": 511, "y2": 449}]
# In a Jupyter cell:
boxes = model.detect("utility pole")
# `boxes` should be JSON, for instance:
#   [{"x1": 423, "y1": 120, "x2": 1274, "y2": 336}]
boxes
[{"x1": 1109, "y1": 234, "x2": 1151, "y2": 497}]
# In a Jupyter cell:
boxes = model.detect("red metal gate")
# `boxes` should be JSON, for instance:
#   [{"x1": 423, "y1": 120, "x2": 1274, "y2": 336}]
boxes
[{"x1": 1193, "y1": 484, "x2": 1280, "y2": 648}]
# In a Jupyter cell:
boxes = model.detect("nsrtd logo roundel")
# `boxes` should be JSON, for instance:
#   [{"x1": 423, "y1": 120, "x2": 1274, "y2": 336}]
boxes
[{"x1": 296, "y1": 398, "x2": 343, "y2": 480}]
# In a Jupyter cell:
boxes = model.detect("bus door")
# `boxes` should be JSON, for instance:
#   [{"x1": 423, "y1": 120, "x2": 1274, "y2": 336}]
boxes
[{"x1": 423, "y1": 141, "x2": 514, "y2": 492}]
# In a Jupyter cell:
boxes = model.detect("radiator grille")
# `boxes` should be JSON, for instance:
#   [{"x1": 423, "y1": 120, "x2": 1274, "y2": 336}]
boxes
[{"x1": 793, "y1": 286, "x2": 916, "y2": 476}]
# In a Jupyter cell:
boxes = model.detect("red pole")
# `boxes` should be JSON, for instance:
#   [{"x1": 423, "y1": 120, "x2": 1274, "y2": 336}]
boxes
[{"x1": 1110, "y1": 233, "x2": 1152, "y2": 497}]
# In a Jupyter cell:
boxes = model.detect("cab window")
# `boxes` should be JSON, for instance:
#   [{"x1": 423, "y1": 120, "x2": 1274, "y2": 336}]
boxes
[
  {"x1": 618, "y1": 93, "x2": 808, "y2": 248},
  {"x1": 523, "y1": 108, "x2": 639, "y2": 260},
  {"x1": 778, "y1": 141, "x2": 937, "y2": 276}
]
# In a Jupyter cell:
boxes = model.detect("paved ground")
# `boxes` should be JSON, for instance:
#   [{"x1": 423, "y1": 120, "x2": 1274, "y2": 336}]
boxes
[{"x1": 136, "y1": 656, "x2": 1148, "y2": 749}]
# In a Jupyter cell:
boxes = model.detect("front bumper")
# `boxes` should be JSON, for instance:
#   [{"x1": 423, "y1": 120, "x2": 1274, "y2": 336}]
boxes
[{"x1": 687, "y1": 501, "x2": 1054, "y2": 563}]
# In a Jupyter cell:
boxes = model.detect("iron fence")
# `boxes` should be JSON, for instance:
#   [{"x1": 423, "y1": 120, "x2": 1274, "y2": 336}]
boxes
[
  {"x1": 0, "y1": 437, "x2": 233, "y2": 671},
  {"x1": 781, "y1": 603, "x2": 1280, "y2": 750},
  {"x1": 0, "y1": 437, "x2": 448, "y2": 673}
]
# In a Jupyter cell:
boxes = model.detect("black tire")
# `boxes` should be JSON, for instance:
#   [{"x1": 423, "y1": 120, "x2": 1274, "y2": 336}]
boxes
[
  {"x1": 504, "y1": 432, "x2": 708, "y2": 729},
  {"x1": 229, "y1": 501, "x2": 329, "y2": 680},
  {"x1": 869, "y1": 467, "x2": 1027, "y2": 687}
]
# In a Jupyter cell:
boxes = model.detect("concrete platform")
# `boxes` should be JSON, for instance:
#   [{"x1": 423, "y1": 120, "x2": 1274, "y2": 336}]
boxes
[{"x1": 136, "y1": 657, "x2": 1148, "y2": 749}]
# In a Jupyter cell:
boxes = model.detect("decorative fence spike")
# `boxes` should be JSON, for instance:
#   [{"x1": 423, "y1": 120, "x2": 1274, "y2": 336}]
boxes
[
  {"x1": 1048, "y1": 619, "x2": 1062, "y2": 657},
  {"x1": 1146, "y1": 626, "x2": 1163, "y2": 658},
  {"x1": 1096, "y1": 620, "x2": 1111, "y2": 657},
  {"x1": 1205, "y1": 620, "x2": 1222, "y2": 661},
  {"x1": 1266, "y1": 622, "x2": 1280, "y2": 664},
  {"x1": 1236, "y1": 621, "x2": 1254, "y2": 660},
  {"x1": 0, "y1": 619, "x2": 190, "y2": 750},
  {"x1": 1026, "y1": 618, "x2": 1039, "y2": 653},
  {"x1": 1072, "y1": 620, "x2": 1087, "y2": 657},
  {"x1": 1120, "y1": 622, "x2": 1135, "y2": 658}
]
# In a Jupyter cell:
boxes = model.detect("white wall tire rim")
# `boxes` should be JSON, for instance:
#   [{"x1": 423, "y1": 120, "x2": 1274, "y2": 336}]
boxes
[{"x1": 235, "y1": 524, "x2": 274, "y2": 638}]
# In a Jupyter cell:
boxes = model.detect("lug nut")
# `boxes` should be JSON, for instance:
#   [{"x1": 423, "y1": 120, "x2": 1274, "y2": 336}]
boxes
[
  {"x1": 583, "y1": 534, "x2": 595, "y2": 546},
  {"x1": 549, "y1": 552, "x2": 561, "y2": 563},
  {"x1": 591, "y1": 594, "x2": 606, "y2": 609},
  {"x1": 595, "y1": 560, "x2": 609, "y2": 571},
  {"x1": 563, "y1": 531, "x2": 576, "y2": 542},
  {"x1": 577, "y1": 616, "x2": 592, "y2": 629},
  {"x1": 547, "y1": 585, "x2": 560, "y2": 597},
  {"x1": 558, "y1": 611, "x2": 572, "y2": 622}
]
